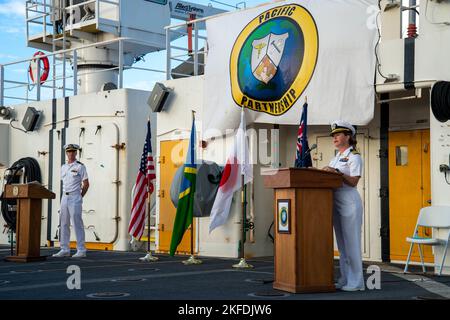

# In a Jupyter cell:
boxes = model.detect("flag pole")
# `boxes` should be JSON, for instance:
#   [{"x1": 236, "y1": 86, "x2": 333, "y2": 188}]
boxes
[
  {"x1": 183, "y1": 110, "x2": 202, "y2": 265},
  {"x1": 183, "y1": 218, "x2": 202, "y2": 265},
  {"x1": 233, "y1": 106, "x2": 253, "y2": 269},
  {"x1": 140, "y1": 118, "x2": 158, "y2": 262}
]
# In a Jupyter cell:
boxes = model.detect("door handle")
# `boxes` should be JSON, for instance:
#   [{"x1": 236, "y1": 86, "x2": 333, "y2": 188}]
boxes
[{"x1": 427, "y1": 199, "x2": 432, "y2": 204}]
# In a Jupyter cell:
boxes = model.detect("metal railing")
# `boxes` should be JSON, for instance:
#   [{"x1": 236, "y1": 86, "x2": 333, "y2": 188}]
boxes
[
  {"x1": 165, "y1": 18, "x2": 209, "y2": 80},
  {"x1": 1, "y1": 1, "x2": 249, "y2": 106},
  {"x1": 0, "y1": 37, "x2": 166, "y2": 107},
  {"x1": 164, "y1": 1, "x2": 246, "y2": 80},
  {"x1": 26, "y1": 0, "x2": 120, "y2": 42}
]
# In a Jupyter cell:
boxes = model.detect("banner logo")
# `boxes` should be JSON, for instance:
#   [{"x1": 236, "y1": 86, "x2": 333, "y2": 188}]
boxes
[
  {"x1": 252, "y1": 33, "x2": 289, "y2": 84},
  {"x1": 230, "y1": 4, "x2": 319, "y2": 116}
]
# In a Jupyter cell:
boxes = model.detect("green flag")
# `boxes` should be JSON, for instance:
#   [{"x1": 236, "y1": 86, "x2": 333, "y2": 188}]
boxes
[{"x1": 169, "y1": 117, "x2": 197, "y2": 256}]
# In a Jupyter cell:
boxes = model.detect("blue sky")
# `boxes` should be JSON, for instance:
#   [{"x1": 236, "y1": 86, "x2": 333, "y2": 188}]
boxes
[{"x1": 0, "y1": 0, "x2": 271, "y2": 105}]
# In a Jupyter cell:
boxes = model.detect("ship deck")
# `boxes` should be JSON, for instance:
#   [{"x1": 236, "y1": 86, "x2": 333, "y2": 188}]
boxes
[{"x1": 0, "y1": 246, "x2": 449, "y2": 301}]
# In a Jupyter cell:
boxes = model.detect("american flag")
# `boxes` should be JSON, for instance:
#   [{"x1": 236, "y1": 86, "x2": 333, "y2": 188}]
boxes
[
  {"x1": 128, "y1": 120, "x2": 156, "y2": 239},
  {"x1": 295, "y1": 103, "x2": 312, "y2": 168}
]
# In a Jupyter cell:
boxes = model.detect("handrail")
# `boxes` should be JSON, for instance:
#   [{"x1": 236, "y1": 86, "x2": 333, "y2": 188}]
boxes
[
  {"x1": 166, "y1": 17, "x2": 208, "y2": 80},
  {"x1": 1, "y1": 37, "x2": 164, "y2": 106},
  {"x1": 2, "y1": 37, "x2": 160, "y2": 67},
  {"x1": 3, "y1": 0, "x2": 220, "y2": 105}
]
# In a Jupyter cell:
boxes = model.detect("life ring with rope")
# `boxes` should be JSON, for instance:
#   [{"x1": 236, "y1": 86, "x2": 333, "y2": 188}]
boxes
[{"x1": 28, "y1": 51, "x2": 50, "y2": 85}]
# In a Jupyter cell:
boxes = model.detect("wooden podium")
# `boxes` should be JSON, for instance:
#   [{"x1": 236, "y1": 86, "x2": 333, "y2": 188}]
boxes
[
  {"x1": 264, "y1": 168, "x2": 343, "y2": 293},
  {"x1": 4, "y1": 183, "x2": 55, "y2": 262}
]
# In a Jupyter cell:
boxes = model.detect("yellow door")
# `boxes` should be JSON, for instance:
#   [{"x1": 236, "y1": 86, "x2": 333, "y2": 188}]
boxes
[
  {"x1": 158, "y1": 140, "x2": 196, "y2": 254},
  {"x1": 389, "y1": 130, "x2": 433, "y2": 263}
]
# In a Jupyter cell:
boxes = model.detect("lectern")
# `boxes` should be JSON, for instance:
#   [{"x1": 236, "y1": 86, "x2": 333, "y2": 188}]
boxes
[
  {"x1": 264, "y1": 168, "x2": 343, "y2": 293},
  {"x1": 4, "y1": 183, "x2": 55, "y2": 262}
]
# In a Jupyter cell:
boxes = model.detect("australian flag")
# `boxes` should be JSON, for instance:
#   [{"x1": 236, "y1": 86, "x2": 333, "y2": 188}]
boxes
[{"x1": 295, "y1": 103, "x2": 313, "y2": 168}]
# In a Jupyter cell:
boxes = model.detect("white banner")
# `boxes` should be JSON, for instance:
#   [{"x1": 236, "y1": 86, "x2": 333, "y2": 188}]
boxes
[{"x1": 203, "y1": 0, "x2": 378, "y2": 133}]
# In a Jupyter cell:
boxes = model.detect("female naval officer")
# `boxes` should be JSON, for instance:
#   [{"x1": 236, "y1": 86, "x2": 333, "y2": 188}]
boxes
[
  {"x1": 323, "y1": 120, "x2": 365, "y2": 291},
  {"x1": 52, "y1": 143, "x2": 89, "y2": 258}
]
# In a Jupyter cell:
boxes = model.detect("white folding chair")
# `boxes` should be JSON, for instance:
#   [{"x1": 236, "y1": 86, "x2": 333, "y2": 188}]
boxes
[{"x1": 404, "y1": 206, "x2": 450, "y2": 276}]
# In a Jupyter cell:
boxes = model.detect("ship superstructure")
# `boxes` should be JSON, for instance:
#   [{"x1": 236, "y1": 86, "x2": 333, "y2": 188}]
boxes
[{"x1": 0, "y1": 0, "x2": 228, "y2": 251}]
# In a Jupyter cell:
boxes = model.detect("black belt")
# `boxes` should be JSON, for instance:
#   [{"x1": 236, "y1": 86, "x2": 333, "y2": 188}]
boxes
[{"x1": 65, "y1": 192, "x2": 78, "y2": 195}]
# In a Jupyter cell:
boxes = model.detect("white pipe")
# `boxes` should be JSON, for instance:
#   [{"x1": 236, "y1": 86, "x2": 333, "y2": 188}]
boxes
[
  {"x1": 118, "y1": 40, "x2": 123, "y2": 89},
  {"x1": 73, "y1": 50, "x2": 78, "y2": 96},
  {"x1": 109, "y1": 122, "x2": 120, "y2": 245},
  {"x1": 375, "y1": 80, "x2": 436, "y2": 93},
  {"x1": 36, "y1": 56, "x2": 41, "y2": 101},
  {"x1": 194, "y1": 22, "x2": 199, "y2": 76},
  {"x1": 166, "y1": 28, "x2": 171, "y2": 80},
  {"x1": 43, "y1": 0, "x2": 47, "y2": 42}
]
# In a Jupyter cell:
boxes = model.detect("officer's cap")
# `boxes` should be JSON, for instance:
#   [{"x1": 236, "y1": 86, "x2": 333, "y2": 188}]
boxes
[
  {"x1": 330, "y1": 120, "x2": 356, "y2": 136},
  {"x1": 64, "y1": 143, "x2": 80, "y2": 152}
]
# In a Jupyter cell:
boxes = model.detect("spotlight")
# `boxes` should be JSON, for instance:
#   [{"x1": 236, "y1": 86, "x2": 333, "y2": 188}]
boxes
[{"x1": 0, "y1": 106, "x2": 14, "y2": 119}]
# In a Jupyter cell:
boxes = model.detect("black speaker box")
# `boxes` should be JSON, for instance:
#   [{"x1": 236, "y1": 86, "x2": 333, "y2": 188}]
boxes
[
  {"x1": 22, "y1": 107, "x2": 40, "y2": 132},
  {"x1": 148, "y1": 82, "x2": 170, "y2": 113}
]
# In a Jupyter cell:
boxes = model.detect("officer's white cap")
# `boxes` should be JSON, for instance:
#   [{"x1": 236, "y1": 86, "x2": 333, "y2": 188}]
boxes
[
  {"x1": 330, "y1": 120, "x2": 356, "y2": 136},
  {"x1": 64, "y1": 143, "x2": 80, "y2": 151}
]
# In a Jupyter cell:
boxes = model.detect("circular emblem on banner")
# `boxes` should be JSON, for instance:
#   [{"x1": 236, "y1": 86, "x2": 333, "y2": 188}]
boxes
[
  {"x1": 230, "y1": 4, "x2": 319, "y2": 116},
  {"x1": 12, "y1": 186, "x2": 19, "y2": 197}
]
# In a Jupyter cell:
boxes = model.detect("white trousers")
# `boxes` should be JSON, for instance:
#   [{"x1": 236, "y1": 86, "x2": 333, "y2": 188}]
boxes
[
  {"x1": 60, "y1": 194, "x2": 86, "y2": 253},
  {"x1": 333, "y1": 188, "x2": 364, "y2": 288}
]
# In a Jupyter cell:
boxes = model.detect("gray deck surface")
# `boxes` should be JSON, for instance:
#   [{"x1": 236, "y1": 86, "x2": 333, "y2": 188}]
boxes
[{"x1": 0, "y1": 246, "x2": 448, "y2": 300}]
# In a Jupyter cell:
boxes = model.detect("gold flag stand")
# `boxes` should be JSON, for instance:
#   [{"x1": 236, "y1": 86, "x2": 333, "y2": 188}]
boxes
[{"x1": 182, "y1": 221, "x2": 202, "y2": 265}]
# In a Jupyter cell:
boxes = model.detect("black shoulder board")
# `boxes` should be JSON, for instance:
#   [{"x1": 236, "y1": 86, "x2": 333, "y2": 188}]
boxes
[
  {"x1": 76, "y1": 161, "x2": 84, "y2": 165},
  {"x1": 351, "y1": 149, "x2": 360, "y2": 155}
]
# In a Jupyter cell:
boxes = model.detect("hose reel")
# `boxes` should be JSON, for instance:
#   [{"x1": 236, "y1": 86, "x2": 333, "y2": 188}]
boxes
[
  {"x1": 0, "y1": 158, "x2": 42, "y2": 232},
  {"x1": 431, "y1": 81, "x2": 450, "y2": 122}
]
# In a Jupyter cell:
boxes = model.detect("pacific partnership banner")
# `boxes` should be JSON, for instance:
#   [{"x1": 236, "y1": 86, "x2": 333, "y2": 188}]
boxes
[{"x1": 203, "y1": 0, "x2": 378, "y2": 133}]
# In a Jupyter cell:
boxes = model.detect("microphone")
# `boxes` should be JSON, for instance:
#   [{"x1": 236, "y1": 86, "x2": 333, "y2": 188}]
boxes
[{"x1": 302, "y1": 144, "x2": 317, "y2": 160}]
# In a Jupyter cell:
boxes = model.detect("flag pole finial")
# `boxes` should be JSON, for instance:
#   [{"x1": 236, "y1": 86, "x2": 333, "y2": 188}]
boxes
[
  {"x1": 305, "y1": 96, "x2": 308, "y2": 104},
  {"x1": 192, "y1": 110, "x2": 196, "y2": 120}
]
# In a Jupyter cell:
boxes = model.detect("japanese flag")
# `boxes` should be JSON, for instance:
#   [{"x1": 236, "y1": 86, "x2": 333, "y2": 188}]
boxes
[{"x1": 209, "y1": 108, "x2": 253, "y2": 233}]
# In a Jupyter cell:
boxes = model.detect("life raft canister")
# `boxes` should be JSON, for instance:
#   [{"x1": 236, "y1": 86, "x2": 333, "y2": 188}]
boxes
[{"x1": 28, "y1": 51, "x2": 50, "y2": 85}]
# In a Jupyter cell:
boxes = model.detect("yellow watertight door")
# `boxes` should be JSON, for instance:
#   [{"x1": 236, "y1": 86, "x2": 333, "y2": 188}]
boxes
[
  {"x1": 389, "y1": 130, "x2": 433, "y2": 263},
  {"x1": 158, "y1": 140, "x2": 196, "y2": 254}
]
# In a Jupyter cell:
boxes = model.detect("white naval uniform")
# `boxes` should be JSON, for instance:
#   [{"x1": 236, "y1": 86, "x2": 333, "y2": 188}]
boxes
[
  {"x1": 329, "y1": 146, "x2": 364, "y2": 289},
  {"x1": 60, "y1": 161, "x2": 88, "y2": 253}
]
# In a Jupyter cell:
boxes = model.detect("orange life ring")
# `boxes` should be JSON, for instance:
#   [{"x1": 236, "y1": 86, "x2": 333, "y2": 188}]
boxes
[{"x1": 28, "y1": 51, "x2": 50, "y2": 85}]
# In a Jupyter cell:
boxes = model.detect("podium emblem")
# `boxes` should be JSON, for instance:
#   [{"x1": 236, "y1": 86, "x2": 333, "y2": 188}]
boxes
[
  {"x1": 12, "y1": 186, "x2": 19, "y2": 197},
  {"x1": 277, "y1": 199, "x2": 290, "y2": 234}
]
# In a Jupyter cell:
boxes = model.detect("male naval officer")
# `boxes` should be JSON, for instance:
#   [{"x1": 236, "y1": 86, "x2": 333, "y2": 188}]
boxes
[{"x1": 52, "y1": 144, "x2": 90, "y2": 258}]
